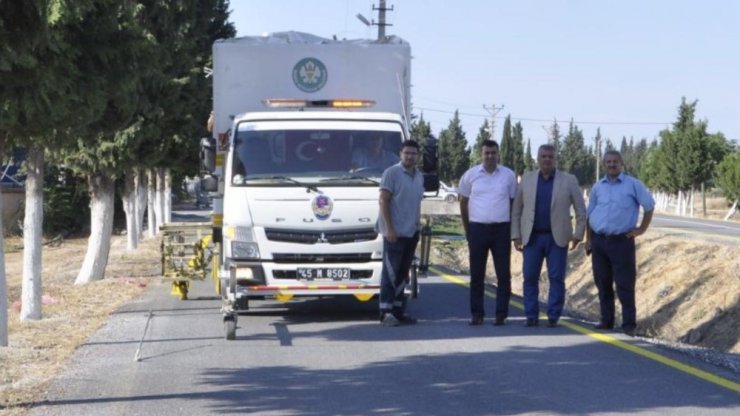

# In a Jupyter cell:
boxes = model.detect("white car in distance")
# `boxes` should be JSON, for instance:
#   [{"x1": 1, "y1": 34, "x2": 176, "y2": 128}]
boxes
[{"x1": 426, "y1": 181, "x2": 459, "y2": 203}]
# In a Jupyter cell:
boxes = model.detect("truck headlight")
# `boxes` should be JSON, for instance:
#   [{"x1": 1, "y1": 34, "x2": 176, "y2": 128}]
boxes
[{"x1": 231, "y1": 241, "x2": 260, "y2": 259}]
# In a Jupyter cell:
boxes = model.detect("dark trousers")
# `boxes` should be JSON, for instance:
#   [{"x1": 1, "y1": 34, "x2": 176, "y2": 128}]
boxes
[
  {"x1": 591, "y1": 233, "x2": 637, "y2": 329},
  {"x1": 468, "y1": 222, "x2": 511, "y2": 319},
  {"x1": 379, "y1": 233, "x2": 419, "y2": 319},
  {"x1": 522, "y1": 233, "x2": 568, "y2": 321}
]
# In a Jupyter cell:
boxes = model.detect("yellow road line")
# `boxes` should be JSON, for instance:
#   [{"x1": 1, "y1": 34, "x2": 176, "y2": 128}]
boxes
[{"x1": 429, "y1": 265, "x2": 740, "y2": 393}]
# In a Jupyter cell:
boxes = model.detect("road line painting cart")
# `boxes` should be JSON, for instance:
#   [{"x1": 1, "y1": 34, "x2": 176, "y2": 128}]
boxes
[{"x1": 160, "y1": 222, "x2": 217, "y2": 300}]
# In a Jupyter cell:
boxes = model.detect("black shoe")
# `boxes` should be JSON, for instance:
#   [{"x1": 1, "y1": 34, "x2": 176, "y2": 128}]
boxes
[
  {"x1": 397, "y1": 314, "x2": 418, "y2": 325},
  {"x1": 524, "y1": 318, "x2": 539, "y2": 327},
  {"x1": 493, "y1": 316, "x2": 505, "y2": 326},
  {"x1": 469, "y1": 316, "x2": 484, "y2": 326},
  {"x1": 594, "y1": 322, "x2": 614, "y2": 330},
  {"x1": 547, "y1": 319, "x2": 558, "y2": 328},
  {"x1": 623, "y1": 326, "x2": 636, "y2": 337}
]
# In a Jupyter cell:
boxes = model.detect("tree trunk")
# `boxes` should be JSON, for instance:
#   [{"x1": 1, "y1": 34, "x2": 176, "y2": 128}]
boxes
[
  {"x1": 0, "y1": 181, "x2": 8, "y2": 346},
  {"x1": 701, "y1": 182, "x2": 707, "y2": 217},
  {"x1": 675, "y1": 191, "x2": 682, "y2": 215},
  {"x1": 21, "y1": 145, "x2": 43, "y2": 321},
  {"x1": 122, "y1": 168, "x2": 138, "y2": 250},
  {"x1": 75, "y1": 173, "x2": 115, "y2": 284},
  {"x1": 164, "y1": 168, "x2": 172, "y2": 224},
  {"x1": 156, "y1": 167, "x2": 166, "y2": 228},
  {"x1": 724, "y1": 200, "x2": 738, "y2": 221},
  {"x1": 135, "y1": 168, "x2": 146, "y2": 241},
  {"x1": 147, "y1": 168, "x2": 157, "y2": 238}
]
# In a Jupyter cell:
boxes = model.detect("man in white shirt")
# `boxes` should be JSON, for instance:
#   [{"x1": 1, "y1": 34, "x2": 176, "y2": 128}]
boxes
[{"x1": 459, "y1": 140, "x2": 518, "y2": 326}]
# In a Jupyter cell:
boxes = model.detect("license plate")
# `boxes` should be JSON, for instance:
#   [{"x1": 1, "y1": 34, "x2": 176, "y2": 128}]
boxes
[{"x1": 297, "y1": 268, "x2": 351, "y2": 280}]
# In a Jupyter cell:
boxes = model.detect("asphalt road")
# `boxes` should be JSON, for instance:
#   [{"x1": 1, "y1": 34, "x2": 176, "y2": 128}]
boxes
[
  {"x1": 652, "y1": 213, "x2": 740, "y2": 242},
  {"x1": 29, "y1": 268, "x2": 739, "y2": 416}
]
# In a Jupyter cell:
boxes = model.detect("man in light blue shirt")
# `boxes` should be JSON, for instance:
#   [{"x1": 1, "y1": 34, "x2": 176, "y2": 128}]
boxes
[{"x1": 586, "y1": 150, "x2": 655, "y2": 336}]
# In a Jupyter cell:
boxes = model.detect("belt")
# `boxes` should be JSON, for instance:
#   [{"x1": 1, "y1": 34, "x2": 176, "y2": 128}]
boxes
[
  {"x1": 532, "y1": 229, "x2": 551, "y2": 234},
  {"x1": 472, "y1": 221, "x2": 508, "y2": 226},
  {"x1": 594, "y1": 232, "x2": 630, "y2": 240}
]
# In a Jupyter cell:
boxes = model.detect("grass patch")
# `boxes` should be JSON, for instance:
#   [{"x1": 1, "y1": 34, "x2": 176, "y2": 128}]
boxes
[{"x1": 428, "y1": 215, "x2": 463, "y2": 236}]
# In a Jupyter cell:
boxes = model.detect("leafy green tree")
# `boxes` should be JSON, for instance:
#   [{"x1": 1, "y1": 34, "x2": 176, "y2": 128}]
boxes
[
  {"x1": 593, "y1": 128, "x2": 603, "y2": 180},
  {"x1": 438, "y1": 110, "x2": 469, "y2": 185},
  {"x1": 0, "y1": 0, "x2": 54, "y2": 339},
  {"x1": 1, "y1": 0, "x2": 114, "y2": 321},
  {"x1": 524, "y1": 139, "x2": 535, "y2": 171},
  {"x1": 604, "y1": 138, "x2": 615, "y2": 152},
  {"x1": 410, "y1": 113, "x2": 432, "y2": 142},
  {"x1": 511, "y1": 121, "x2": 525, "y2": 176},
  {"x1": 546, "y1": 119, "x2": 561, "y2": 157},
  {"x1": 716, "y1": 149, "x2": 740, "y2": 208},
  {"x1": 559, "y1": 120, "x2": 592, "y2": 185},
  {"x1": 127, "y1": 0, "x2": 235, "y2": 243},
  {"x1": 410, "y1": 113, "x2": 432, "y2": 170},
  {"x1": 620, "y1": 137, "x2": 633, "y2": 174},
  {"x1": 499, "y1": 115, "x2": 513, "y2": 168},
  {"x1": 470, "y1": 119, "x2": 491, "y2": 166},
  {"x1": 640, "y1": 139, "x2": 671, "y2": 192},
  {"x1": 657, "y1": 98, "x2": 724, "y2": 196}
]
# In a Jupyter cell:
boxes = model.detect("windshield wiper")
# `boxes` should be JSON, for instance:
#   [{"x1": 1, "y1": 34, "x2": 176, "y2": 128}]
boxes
[
  {"x1": 247, "y1": 176, "x2": 319, "y2": 193},
  {"x1": 319, "y1": 175, "x2": 380, "y2": 185}
]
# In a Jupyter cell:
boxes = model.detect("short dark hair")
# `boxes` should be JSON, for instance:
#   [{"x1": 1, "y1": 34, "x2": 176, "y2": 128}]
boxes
[
  {"x1": 401, "y1": 139, "x2": 420, "y2": 150},
  {"x1": 603, "y1": 150, "x2": 623, "y2": 164},
  {"x1": 482, "y1": 139, "x2": 499, "y2": 149},
  {"x1": 538, "y1": 144, "x2": 557, "y2": 155}
]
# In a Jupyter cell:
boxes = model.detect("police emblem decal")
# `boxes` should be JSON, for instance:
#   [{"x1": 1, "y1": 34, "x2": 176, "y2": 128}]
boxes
[
  {"x1": 312, "y1": 194, "x2": 333, "y2": 220},
  {"x1": 292, "y1": 57, "x2": 328, "y2": 93}
]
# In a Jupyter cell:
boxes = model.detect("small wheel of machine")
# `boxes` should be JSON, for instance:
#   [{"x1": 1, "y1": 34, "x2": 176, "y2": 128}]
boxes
[
  {"x1": 224, "y1": 318, "x2": 236, "y2": 340},
  {"x1": 409, "y1": 265, "x2": 419, "y2": 299}
]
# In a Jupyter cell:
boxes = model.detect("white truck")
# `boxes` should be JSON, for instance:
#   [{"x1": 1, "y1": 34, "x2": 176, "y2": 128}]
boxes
[{"x1": 201, "y1": 32, "x2": 438, "y2": 339}]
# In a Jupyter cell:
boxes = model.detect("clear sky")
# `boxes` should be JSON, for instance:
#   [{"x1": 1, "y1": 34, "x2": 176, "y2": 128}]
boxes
[{"x1": 229, "y1": 0, "x2": 739, "y2": 153}]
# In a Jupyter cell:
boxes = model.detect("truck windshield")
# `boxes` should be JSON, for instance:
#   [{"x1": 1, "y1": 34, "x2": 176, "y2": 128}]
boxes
[{"x1": 231, "y1": 129, "x2": 402, "y2": 186}]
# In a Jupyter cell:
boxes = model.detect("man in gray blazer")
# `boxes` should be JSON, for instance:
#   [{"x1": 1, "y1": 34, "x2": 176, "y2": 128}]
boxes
[{"x1": 511, "y1": 144, "x2": 587, "y2": 327}]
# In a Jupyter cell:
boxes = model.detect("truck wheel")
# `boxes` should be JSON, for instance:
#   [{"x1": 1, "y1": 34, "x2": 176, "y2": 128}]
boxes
[
  {"x1": 225, "y1": 319, "x2": 236, "y2": 340},
  {"x1": 445, "y1": 194, "x2": 457, "y2": 203}
]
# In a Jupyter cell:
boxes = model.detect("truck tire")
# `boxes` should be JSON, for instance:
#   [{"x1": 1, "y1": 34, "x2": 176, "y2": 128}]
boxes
[{"x1": 225, "y1": 319, "x2": 236, "y2": 340}]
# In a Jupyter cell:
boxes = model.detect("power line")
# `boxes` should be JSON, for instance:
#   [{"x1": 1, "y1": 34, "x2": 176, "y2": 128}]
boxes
[{"x1": 413, "y1": 106, "x2": 671, "y2": 126}]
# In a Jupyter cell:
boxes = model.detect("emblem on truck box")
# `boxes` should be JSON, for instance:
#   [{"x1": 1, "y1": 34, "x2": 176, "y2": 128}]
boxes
[
  {"x1": 292, "y1": 57, "x2": 328, "y2": 92},
  {"x1": 312, "y1": 194, "x2": 334, "y2": 220}
]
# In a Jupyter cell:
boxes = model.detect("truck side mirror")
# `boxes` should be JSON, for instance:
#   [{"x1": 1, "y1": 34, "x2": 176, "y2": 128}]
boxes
[
  {"x1": 200, "y1": 137, "x2": 216, "y2": 173},
  {"x1": 423, "y1": 173, "x2": 440, "y2": 193},
  {"x1": 422, "y1": 136, "x2": 438, "y2": 173},
  {"x1": 421, "y1": 135, "x2": 439, "y2": 193}
]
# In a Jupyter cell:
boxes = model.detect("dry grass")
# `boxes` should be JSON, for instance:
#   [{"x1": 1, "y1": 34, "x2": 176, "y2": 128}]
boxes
[{"x1": 0, "y1": 235, "x2": 160, "y2": 415}]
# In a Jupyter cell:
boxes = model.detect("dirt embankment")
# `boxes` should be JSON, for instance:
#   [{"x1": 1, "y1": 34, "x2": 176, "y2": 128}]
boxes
[{"x1": 432, "y1": 225, "x2": 740, "y2": 354}]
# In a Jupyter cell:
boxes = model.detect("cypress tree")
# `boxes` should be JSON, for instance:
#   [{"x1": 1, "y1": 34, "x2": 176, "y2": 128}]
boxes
[
  {"x1": 499, "y1": 115, "x2": 513, "y2": 168},
  {"x1": 437, "y1": 111, "x2": 469, "y2": 185},
  {"x1": 470, "y1": 119, "x2": 491, "y2": 166}
]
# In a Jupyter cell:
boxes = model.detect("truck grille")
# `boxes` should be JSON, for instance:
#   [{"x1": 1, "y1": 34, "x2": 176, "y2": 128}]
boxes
[
  {"x1": 272, "y1": 253, "x2": 373, "y2": 263},
  {"x1": 265, "y1": 228, "x2": 378, "y2": 244}
]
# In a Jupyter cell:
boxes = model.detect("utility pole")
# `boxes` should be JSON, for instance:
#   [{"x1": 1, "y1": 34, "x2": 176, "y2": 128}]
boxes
[
  {"x1": 483, "y1": 104, "x2": 504, "y2": 142},
  {"x1": 373, "y1": 0, "x2": 393, "y2": 40}
]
